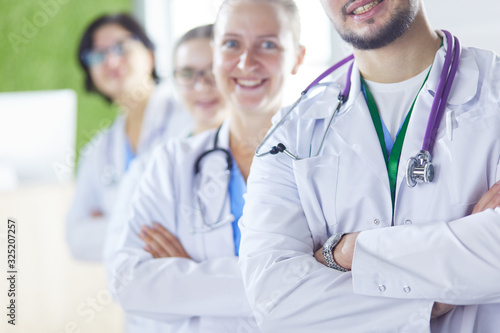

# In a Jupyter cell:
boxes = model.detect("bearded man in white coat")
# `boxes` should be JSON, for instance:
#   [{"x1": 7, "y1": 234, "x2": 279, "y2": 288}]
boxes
[{"x1": 239, "y1": 0, "x2": 500, "y2": 332}]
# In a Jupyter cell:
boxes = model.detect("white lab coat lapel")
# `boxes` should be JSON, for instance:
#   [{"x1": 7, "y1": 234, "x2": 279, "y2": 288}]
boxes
[
  {"x1": 137, "y1": 85, "x2": 192, "y2": 153},
  {"x1": 137, "y1": 87, "x2": 170, "y2": 153},
  {"x1": 194, "y1": 119, "x2": 235, "y2": 258},
  {"x1": 109, "y1": 115, "x2": 127, "y2": 181},
  {"x1": 331, "y1": 65, "x2": 392, "y2": 193},
  {"x1": 97, "y1": 115, "x2": 126, "y2": 211},
  {"x1": 394, "y1": 81, "x2": 436, "y2": 221},
  {"x1": 293, "y1": 83, "x2": 346, "y2": 244},
  {"x1": 293, "y1": 64, "x2": 391, "y2": 245},
  {"x1": 395, "y1": 30, "x2": 479, "y2": 217}
]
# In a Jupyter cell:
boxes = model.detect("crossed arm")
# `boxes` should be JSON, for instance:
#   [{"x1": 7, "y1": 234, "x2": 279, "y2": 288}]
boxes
[
  {"x1": 314, "y1": 181, "x2": 500, "y2": 317},
  {"x1": 109, "y1": 145, "x2": 253, "y2": 322},
  {"x1": 139, "y1": 222, "x2": 190, "y2": 259},
  {"x1": 317, "y1": 181, "x2": 500, "y2": 271},
  {"x1": 136, "y1": 164, "x2": 500, "y2": 328}
]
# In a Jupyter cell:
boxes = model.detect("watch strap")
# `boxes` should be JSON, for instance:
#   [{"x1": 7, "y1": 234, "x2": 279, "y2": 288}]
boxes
[{"x1": 322, "y1": 233, "x2": 349, "y2": 272}]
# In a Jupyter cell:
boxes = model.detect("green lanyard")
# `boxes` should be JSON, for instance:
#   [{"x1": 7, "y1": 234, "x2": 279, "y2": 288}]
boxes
[{"x1": 361, "y1": 69, "x2": 431, "y2": 207}]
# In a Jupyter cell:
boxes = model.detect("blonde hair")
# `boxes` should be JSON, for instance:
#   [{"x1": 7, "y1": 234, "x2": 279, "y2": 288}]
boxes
[{"x1": 215, "y1": 0, "x2": 301, "y2": 46}]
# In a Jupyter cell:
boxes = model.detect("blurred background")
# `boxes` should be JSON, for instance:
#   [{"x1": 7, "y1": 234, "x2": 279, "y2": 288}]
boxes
[{"x1": 0, "y1": 0, "x2": 499, "y2": 332}]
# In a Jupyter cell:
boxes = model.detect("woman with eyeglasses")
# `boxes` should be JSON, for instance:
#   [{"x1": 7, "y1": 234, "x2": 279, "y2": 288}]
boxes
[
  {"x1": 66, "y1": 13, "x2": 199, "y2": 261},
  {"x1": 172, "y1": 25, "x2": 227, "y2": 136},
  {"x1": 103, "y1": 23, "x2": 226, "y2": 333},
  {"x1": 107, "y1": 0, "x2": 305, "y2": 332}
]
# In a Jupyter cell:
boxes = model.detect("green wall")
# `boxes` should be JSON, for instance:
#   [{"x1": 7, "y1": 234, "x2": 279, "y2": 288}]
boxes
[{"x1": 0, "y1": 0, "x2": 131, "y2": 162}]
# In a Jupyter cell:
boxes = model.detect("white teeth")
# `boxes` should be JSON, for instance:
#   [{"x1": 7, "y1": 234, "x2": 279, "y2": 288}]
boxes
[
  {"x1": 237, "y1": 79, "x2": 263, "y2": 87},
  {"x1": 353, "y1": 0, "x2": 381, "y2": 14}
]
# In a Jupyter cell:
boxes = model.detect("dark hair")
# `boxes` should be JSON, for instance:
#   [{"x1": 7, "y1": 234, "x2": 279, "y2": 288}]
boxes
[
  {"x1": 77, "y1": 13, "x2": 160, "y2": 102},
  {"x1": 173, "y1": 24, "x2": 214, "y2": 65}
]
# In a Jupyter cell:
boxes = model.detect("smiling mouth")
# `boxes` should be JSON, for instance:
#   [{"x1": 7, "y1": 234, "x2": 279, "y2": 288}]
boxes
[
  {"x1": 235, "y1": 78, "x2": 266, "y2": 88},
  {"x1": 196, "y1": 99, "x2": 218, "y2": 108},
  {"x1": 351, "y1": 0, "x2": 382, "y2": 15}
]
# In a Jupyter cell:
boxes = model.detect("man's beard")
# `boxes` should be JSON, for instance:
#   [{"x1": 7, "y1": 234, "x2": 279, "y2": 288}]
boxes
[{"x1": 335, "y1": 1, "x2": 417, "y2": 50}]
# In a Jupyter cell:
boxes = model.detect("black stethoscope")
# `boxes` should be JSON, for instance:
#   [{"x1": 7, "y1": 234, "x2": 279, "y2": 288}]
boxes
[
  {"x1": 192, "y1": 125, "x2": 235, "y2": 233},
  {"x1": 255, "y1": 30, "x2": 460, "y2": 188}
]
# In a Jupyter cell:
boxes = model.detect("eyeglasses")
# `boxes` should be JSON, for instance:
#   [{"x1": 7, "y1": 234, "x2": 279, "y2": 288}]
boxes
[
  {"x1": 81, "y1": 36, "x2": 137, "y2": 67},
  {"x1": 173, "y1": 66, "x2": 215, "y2": 87}
]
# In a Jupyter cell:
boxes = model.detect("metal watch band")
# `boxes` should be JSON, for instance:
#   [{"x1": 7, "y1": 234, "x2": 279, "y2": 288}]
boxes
[{"x1": 322, "y1": 233, "x2": 349, "y2": 272}]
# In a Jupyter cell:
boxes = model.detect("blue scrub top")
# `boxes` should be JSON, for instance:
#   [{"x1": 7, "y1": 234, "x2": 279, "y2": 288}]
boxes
[
  {"x1": 124, "y1": 137, "x2": 136, "y2": 172},
  {"x1": 228, "y1": 159, "x2": 246, "y2": 256},
  {"x1": 380, "y1": 119, "x2": 407, "y2": 158}
]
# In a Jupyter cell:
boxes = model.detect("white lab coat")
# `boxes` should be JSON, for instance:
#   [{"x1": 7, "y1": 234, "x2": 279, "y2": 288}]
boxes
[
  {"x1": 105, "y1": 150, "x2": 175, "y2": 333},
  {"x1": 66, "y1": 85, "x2": 192, "y2": 261},
  {"x1": 108, "y1": 119, "x2": 259, "y2": 333},
  {"x1": 239, "y1": 31, "x2": 500, "y2": 333}
]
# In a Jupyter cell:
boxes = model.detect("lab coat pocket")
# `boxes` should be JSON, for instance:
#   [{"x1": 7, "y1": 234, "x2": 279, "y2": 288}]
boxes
[
  {"x1": 292, "y1": 155, "x2": 339, "y2": 243},
  {"x1": 440, "y1": 106, "x2": 500, "y2": 206}
]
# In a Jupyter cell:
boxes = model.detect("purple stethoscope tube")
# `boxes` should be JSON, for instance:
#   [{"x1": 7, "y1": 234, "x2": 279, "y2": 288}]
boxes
[
  {"x1": 406, "y1": 30, "x2": 460, "y2": 187},
  {"x1": 303, "y1": 54, "x2": 355, "y2": 97},
  {"x1": 255, "y1": 30, "x2": 460, "y2": 188},
  {"x1": 422, "y1": 30, "x2": 461, "y2": 153}
]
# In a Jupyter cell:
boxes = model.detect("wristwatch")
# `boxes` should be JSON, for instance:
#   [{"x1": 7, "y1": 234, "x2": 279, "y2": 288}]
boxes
[{"x1": 322, "y1": 233, "x2": 349, "y2": 272}]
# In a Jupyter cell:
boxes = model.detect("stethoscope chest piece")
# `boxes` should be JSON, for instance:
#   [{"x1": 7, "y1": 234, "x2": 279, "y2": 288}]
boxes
[{"x1": 406, "y1": 150, "x2": 434, "y2": 187}]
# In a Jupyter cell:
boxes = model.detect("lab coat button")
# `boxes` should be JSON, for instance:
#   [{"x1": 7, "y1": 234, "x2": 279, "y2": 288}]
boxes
[
  {"x1": 374, "y1": 219, "x2": 380, "y2": 225},
  {"x1": 378, "y1": 284, "x2": 386, "y2": 292},
  {"x1": 405, "y1": 219, "x2": 412, "y2": 225},
  {"x1": 404, "y1": 286, "x2": 411, "y2": 293}
]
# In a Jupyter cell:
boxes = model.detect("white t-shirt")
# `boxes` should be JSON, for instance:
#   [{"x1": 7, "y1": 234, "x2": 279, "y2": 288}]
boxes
[{"x1": 364, "y1": 66, "x2": 430, "y2": 141}]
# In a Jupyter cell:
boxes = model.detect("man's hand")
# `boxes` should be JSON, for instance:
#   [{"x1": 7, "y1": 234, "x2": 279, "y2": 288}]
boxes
[
  {"x1": 429, "y1": 182, "x2": 500, "y2": 318},
  {"x1": 313, "y1": 181, "x2": 500, "y2": 319},
  {"x1": 314, "y1": 247, "x2": 326, "y2": 265},
  {"x1": 431, "y1": 302, "x2": 455, "y2": 319},
  {"x1": 314, "y1": 233, "x2": 456, "y2": 320},
  {"x1": 472, "y1": 181, "x2": 500, "y2": 214},
  {"x1": 314, "y1": 232, "x2": 360, "y2": 270},
  {"x1": 139, "y1": 222, "x2": 191, "y2": 259}
]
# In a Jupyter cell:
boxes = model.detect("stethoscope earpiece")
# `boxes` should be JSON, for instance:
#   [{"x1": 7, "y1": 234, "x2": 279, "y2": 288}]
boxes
[
  {"x1": 254, "y1": 55, "x2": 355, "y2": 160},
  {"x1": 270, "y1": 143, "x2": 287, "y2": 155}
]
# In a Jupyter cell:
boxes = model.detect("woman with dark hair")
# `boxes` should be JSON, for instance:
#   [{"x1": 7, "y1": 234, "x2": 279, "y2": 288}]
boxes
[
  {"x1": 66, "y1": 13, "x2": 194, "y2": 261},
  {"x1": 103, "y1": 23, "x2": 227, "y2": 332},
  {"x1": 77, "y1": 13, "x2": 161, "y2": 101}
]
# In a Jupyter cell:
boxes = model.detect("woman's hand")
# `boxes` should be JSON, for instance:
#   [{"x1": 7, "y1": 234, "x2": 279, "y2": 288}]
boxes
[
  {"x1": 91, "y1": 210, "x2": 103, "y2": 217},
  {"x1": 139, "y1": 222, "x2": 191, "y2": 259}
]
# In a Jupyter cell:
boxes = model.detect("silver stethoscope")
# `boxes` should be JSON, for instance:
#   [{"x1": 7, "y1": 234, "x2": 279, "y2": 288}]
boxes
[
  {"x1": 192, "y1": 125, "x2": 235, "y2": 233},
  {"x1": 255, "y1": 30, "x2": 461, "y2": 188},
  {"x1": 100, "y1": 99, "x2": 174, "y2": 186}
]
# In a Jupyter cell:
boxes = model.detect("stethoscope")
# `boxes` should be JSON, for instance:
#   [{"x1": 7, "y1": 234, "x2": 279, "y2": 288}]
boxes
[
  {"x1": 192, "y1": 125, "x2": 235, "y2": 233},
  {"x1": 255, "y1": 30, "x2": 460, "y2": 188},
  {"x1": 100, "y1": 98, "x2": 175, "y2": 186}
]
